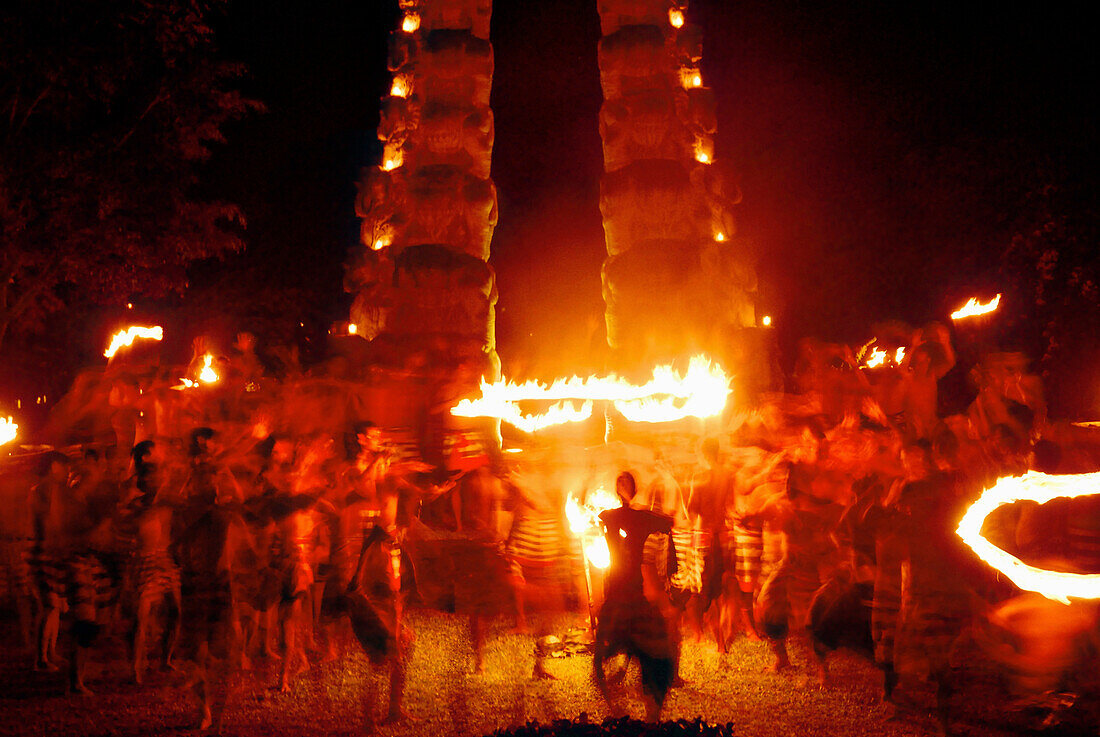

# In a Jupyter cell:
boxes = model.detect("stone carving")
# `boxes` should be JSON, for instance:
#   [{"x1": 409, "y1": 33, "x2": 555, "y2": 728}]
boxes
[
  {"x1": 349, "y1": 3, "x2": 497, "y2": 403},
  {"x1": 600, "y1": 160, "x2": 702, "y2": 255},
  {"x1": 598, "y1": 26, "x2": 672, "y2": 100},
  {"x1": 408, "y1": 103, "x2": 493, "y2": 177},
  {"x1": 401, "y1": 167, "x2": 496, "y2": 260},
  {"x1": 599, "y1": 92, "x2": 692, "y2": 170},
  {"x1": 597, "y1": 0, "x2": 674, "y2": 36},
  {"x1": 597, "y1": 1, "x2": 758, "y2": 363},
  {"x1": 420, "y1": 0, "x2": 492, "y2": 39},
  {"x1": 419, "y1": 31, "x2": 493, "y2": 108}
]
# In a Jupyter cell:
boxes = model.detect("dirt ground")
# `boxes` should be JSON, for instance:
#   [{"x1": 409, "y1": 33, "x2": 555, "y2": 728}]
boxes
[{"x1": 0, "y1": 608, "x2": 1088, "y2": 737}]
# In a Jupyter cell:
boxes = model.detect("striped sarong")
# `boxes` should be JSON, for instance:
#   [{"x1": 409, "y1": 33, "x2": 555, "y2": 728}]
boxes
[
  {"x1": 135, "y1": 549, "x2": 181, "y2": 604},
  {"x1": 720, "y1": 521, "x2": 763, "y2": 592},
  {"x1": 668, "y1": 528, "x2": 702, "y2": 593}
]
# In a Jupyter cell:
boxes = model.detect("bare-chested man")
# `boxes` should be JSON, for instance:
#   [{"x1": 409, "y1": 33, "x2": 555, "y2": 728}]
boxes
[
  {"x1": 128, "y1": 440, "x2": 182, "y2": 684},
  {"x1": 685, "y1": 438, "x2": 731, "y2": 648},
  {"x1": 176, "y1": 427, "x2": 250, "y2": 730}
]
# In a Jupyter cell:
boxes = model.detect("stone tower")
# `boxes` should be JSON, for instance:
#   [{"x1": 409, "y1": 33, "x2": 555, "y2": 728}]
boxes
[
  {"x1": 347, "y1": 0, "x2": 499, "y2": 384},
  {"x1": 595, "y1": 1, "x2": 756, "y2": 372}
]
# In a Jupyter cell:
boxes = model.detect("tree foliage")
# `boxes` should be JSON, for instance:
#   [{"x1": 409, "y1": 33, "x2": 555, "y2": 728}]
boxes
[{"x1": 0, "y1": 0, "x2": 262, "y2": 347}]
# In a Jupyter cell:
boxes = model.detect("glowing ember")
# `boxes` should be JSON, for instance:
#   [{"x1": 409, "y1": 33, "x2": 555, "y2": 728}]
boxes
[
  {"x1": 1, "y1": 416, "x2": 17, "y2": 447},
  {"x1": 199, "y1": 354, "x2": 219, "y2": 384},
  {"x1": 390, "y1": 75, "x2": 410, "y2": 98},
  {"x1": 951, "y1": 293, "x2": 1001, "y2": 321},
  {"x1": 401, "y1": 13, "x2": 420, "y2": 33},
  {"x1": 668, "y1": 8, "x2": 684, "y2": 28},
  {"x1": 451, "y1": 354, "x2": 730, "y2": 432},
  {"x1": 104, "y1": 325, "x2": 163, "y2": 359},
  {"x1": 957, "y1": 471, "x2": 1100, "y2": 604},
  {"x1": 566, "y1": 487, "x2": 622, "y2": 570},
  {"x1": 761, "y1": 315, "x2": 772, "y2": 327}
]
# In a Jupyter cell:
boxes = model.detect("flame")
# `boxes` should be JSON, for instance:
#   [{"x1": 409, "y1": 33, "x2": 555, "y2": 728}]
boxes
[
  {"x1": 668, "y1": 8, "x2": 685, "y2": 28},
  {"x1": 864, "y1": 348, "x2": 887, "y2": 369},
  {"x1": 199, "y1": 354, "x2": 219, "y2": 384},
  {"x1": 761, "y1": 315, "x2": 772, "y2": 327},
  {"x1": 401, "y1": 12, "x2": 420, "y2": 33},
  {"x1": 465, "y1": 399, "x2": 594, "y2": 434},
  {"x1": 957, "y1": 471, "x2": 1100, "y2": 603},
  {"x1": 104, "y1": 325, "x2": 163, "y2": 358},
  {"x1": 951, "y1": 293, "x2": 1001, "y2": 321},
  {"x1": 451, "y1": 354, "x2": 730, "y2": 432},
  {"x1": 714, "y1": 232, "x2": 726, "y2": 242},
  {"x1": 390, "y1": 75, "x2": 410, "y2": 98},
  {"x1": 680, "y1": 68, "x2": 703, "y2": 90},
  {"x1": 381, "y1": 150, "x2": 404, "y2": 172},
  {"x1": 1, "y1": 416, "x2": 17, "y2": 447},
  {"x1": 566, "y1": 487, "x2": 622, "y2": 570},
  {"x1": 348, "y1": 323, "x2": 358, "y2": 335},
  {"x1": 894, "y1": 347, "x2": 906, "y2": 364}
]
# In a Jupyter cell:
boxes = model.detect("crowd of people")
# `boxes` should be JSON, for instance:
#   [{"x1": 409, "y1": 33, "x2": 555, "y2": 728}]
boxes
[{"x1": 2, "y1": 325, "x2": 1099, "y2": 732}]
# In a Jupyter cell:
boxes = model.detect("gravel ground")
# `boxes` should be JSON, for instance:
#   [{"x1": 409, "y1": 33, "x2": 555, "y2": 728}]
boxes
[{"x1": 0, "y1": 609, "x2": 1074, "y2": 737}]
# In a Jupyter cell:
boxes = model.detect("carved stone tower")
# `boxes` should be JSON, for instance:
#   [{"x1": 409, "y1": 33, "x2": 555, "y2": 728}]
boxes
[
  {"x1": 347, "y1": 0, "x2": 499, "y2": 383},
  {"x1": 596, "y1": 1, "x2": 756, "y2": 372}
]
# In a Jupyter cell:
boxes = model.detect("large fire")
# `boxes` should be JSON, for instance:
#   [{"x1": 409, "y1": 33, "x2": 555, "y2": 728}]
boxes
[
  {"x1": 104, "y1": 325, "x2": 163, "y2": 359},
  {"x1": 957, "y1": 471, "x2": 1100, "y2": 604},
  {"x1": 1, "y1": 416, "x2": 17, "y2": 447},
  {"x1": 951, "y1": 293, "x2": 1001, "y2": 321},
  {"x1": 450, "y1": 354, "x2": 731, "y2": 433},
  {"x1": 565, "y1": 486, "x2": 622, "y2": 569}
]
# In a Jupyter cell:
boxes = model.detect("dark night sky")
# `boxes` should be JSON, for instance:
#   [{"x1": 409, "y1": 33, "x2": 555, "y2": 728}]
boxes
[{"x1": 195, "y1": 0, "x2": 1097, "y2": 377}]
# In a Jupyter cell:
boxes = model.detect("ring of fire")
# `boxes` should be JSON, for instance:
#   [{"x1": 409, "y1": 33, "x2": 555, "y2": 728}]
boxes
[{"x1": 956, "y1": 470, "x2": 1100, "y2": 604}]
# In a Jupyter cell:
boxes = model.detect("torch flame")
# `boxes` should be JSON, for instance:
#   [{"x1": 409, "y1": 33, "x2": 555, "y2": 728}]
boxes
[
  {"x1": 864, "y1": 348, "x2": 887, "y2": 369},
  {"x1": 668, "y1": 8, "x2": 685, "y2": 28},
  {"x1": 680, "y1": 68, "x2": 703, "y2": 90},
  {"x1": 450, "y1": 354, "x2": 730, "y2": 432},
  {"x1": 1, "y1": 416, "x2": 17, "y2": 447},
  {"x1": 566, "y1": 487, "x2": 622, "y2": 569},
  {"x1": 401, "y1": 12, "x2": 420, "y2": 33},
  {"x1": 957, "y1": 471, "x2": 1100, "y2": 604},
  {"x1": 390, "y1": 75, "x2": 410, "y2": 98},
  {"x1": 104, "y1": 325, "x2": 163, "y2": 359},
  {"x1": 381, "y1": 151, "x2": 404, "y2": 172},
  {"x1": 951, "y1": 293, "x2": 1001, "y2": 321},
  {"x1": 199, "y1": 354, "x2": 219, "y2": 384}
]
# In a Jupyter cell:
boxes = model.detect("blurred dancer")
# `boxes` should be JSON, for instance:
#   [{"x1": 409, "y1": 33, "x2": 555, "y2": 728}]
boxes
[{"x1": 594, "y1": 471, "x2": 676, "y2": 721}]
